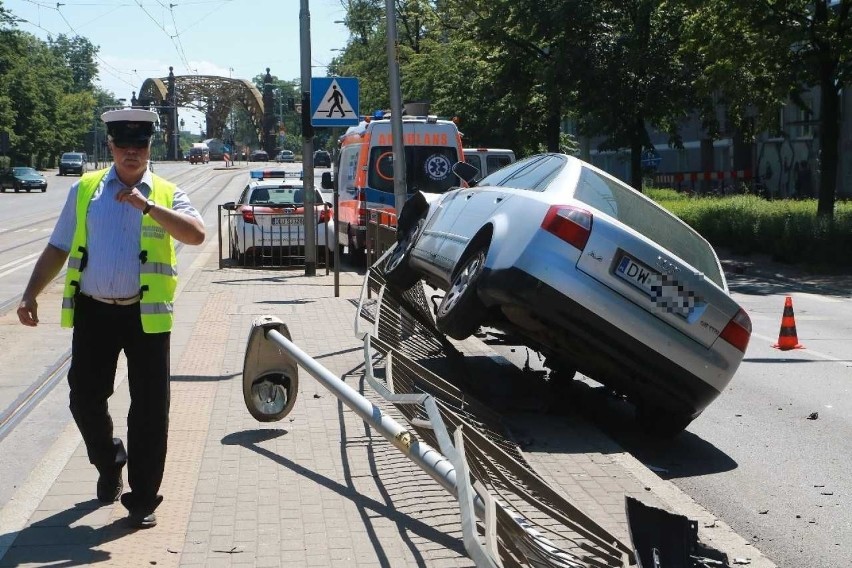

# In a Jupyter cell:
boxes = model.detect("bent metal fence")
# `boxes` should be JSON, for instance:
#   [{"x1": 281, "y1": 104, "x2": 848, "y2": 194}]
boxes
[
  {"x1": 217, "y1": 205, "x2": 333, "y2": 270},
  {"x1": 352, "y1": 254, "x2": 636, "y2": 567}
]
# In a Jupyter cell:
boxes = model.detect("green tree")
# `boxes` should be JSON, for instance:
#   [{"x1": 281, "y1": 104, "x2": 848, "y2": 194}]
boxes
[
  {"x1": 682, "y1": 0, "x2": 852, "y2": 218},
  {"x1": 48, "y1": 34, "x2": 99, "y2": 93}
]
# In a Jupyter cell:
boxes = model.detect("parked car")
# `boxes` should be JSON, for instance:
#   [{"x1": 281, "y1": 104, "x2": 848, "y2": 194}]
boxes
[
  {"x1": 383, "y1": 154, "x2": 752, "y2": 435},
  {"x1": 223, "y1": 176, "x2": 335, "y2": 265},
  {"x1": 463, "y1": 147, "x2": 515, "y2": 180},
  {"x1": 58, "y1": 152, "x2": 86, "y2": 176},
  {"x1": 313, "y1": 150, "x2": 331, "y2": 168},
  {"x1": 250, "y1": 150, "x2": 269, "y2": 162},
  {"x1": 275, "y1": 150, "x2": 295, "y2": 163},
  {"x1": 0, "y1": 167, "x2": 47, "y2": 193}
]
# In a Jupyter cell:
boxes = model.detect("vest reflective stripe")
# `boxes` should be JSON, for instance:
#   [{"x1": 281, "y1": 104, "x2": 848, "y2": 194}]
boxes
[
  {"x1": 61, "y1": 170, "x2": 178, "y2": 333},
  {"x1": 140, "y1": 302, "x2": 174, "y2": 315},
  {"x1": 140, "y1": 262, "x2": 178, "y2": 276}
]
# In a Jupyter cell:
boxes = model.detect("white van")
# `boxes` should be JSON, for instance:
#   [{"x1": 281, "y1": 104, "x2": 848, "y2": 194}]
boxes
[{"x1": 463, "y1": 147, "x2": 516, "y2": 180}]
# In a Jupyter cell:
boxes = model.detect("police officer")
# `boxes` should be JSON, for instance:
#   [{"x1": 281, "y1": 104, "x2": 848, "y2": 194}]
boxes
[{"x1": 17, "y1": 108, "x2": 205, "y2": 529}]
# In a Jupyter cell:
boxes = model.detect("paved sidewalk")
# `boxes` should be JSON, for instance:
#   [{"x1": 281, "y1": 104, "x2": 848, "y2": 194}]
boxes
[{"x1": 0, "y1": 241, "x2": 777, "y2": 567}]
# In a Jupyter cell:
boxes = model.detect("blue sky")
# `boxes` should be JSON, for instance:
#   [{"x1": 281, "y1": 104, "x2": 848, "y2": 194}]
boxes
[{"x1": 7, "y1": 0, "x2": 351, "y2": 133}]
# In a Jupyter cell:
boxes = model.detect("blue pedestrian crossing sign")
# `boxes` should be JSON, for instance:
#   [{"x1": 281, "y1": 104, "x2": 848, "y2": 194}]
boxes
[{"x1": 311, "y1": 77, "x2": 359, "y2": 127}]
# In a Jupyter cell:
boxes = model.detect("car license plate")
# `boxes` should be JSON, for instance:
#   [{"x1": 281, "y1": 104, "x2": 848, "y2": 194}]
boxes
[
  {"x1": 616, "y1": 254, "x2": 660, "y2": 296},
  {"x1": 271, "y1": 216, "x2": 303, "y2": 226},
  {"x1": 615, "y1": 253, "x2": 696, "y2": 318}
]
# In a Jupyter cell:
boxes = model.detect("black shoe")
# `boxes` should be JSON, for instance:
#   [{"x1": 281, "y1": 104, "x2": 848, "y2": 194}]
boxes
[
  {"x1": 96, "y1": 467, "x2": 123, "y2": 503},
  {"x1": 127, "y1": 511, "x2": 157, "y2": 529}
]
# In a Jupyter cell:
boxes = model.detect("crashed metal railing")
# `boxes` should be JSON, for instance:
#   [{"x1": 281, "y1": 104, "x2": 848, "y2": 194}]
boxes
[{"x1": 350, "y1": 248, "x2": 636, "y2": 567}]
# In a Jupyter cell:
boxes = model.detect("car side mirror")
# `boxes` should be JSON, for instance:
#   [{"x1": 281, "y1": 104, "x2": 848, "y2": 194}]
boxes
[
  {"x1": 320, "y1": 171, "x2": 333, "y2": 190},
  {"x1": 452, "y1": 161, "x2": 480, "y2": 186},
  {"x1": 222, "y1": 201, "x2": 236, "y2": 211}
]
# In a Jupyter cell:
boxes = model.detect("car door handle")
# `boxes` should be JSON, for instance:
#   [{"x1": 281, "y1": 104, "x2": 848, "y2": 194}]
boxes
[
  {"x1": 495, "y1": 197, "x2": 503, "y2": 203},
  {"x1": 466, "y1": 194, "x2": 473, "y2": 200}
]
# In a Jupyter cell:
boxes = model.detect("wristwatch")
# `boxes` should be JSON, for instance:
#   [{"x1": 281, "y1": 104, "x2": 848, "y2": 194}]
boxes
[{"x1": 143, "y1": 199, "x2": 155, "y2": 215}]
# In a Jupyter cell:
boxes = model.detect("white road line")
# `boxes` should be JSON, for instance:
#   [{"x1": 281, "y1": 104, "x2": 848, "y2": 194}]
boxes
[{"x1": 0, "y1": 253, "x2": 40, "y2": 278}]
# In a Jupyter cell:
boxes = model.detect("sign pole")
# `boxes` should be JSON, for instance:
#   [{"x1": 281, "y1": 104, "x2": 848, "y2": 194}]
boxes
[
  {"x1": 300, "y1": 0, "x2": 317, "y2": 276},
  {"x1": 386, "y1": 0, "x2": 407, "y2": 217}
]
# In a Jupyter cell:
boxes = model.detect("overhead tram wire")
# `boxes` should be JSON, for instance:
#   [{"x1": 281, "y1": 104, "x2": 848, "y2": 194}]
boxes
[{"x1": 18, "y1": 0, "x2": 140, "y2": 91}]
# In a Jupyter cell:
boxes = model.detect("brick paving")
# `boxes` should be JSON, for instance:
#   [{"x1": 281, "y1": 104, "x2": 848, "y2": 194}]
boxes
[{"x1": 0, "y1": 242, "x2": 777, "y2": 567}]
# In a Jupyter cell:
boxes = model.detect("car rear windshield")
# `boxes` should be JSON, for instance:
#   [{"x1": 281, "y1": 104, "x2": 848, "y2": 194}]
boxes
[
  {"x1": 573, "y1": 166, "x2": 724, "y2": 287},
  {"x1": 249, "y1": 186, "x2": 323, "y2": 206}
]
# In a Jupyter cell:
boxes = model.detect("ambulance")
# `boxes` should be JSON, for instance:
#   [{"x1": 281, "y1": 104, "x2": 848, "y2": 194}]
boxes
[{"x1": 332, "y1": 112, "x2": 464, "y2": 259}]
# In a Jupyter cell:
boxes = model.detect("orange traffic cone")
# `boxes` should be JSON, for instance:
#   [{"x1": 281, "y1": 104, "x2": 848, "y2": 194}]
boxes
[{"x1": 772, "y1": 296, "x2": 804, "y2": 350}]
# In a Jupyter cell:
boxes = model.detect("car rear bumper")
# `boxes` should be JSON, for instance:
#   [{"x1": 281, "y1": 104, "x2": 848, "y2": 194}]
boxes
[
  {"x1": 478, "y1": 266, "x2": 726, "y2": 417},
  {"x1": 234, "y1": 221, "x2": 335, "y2": 254}
]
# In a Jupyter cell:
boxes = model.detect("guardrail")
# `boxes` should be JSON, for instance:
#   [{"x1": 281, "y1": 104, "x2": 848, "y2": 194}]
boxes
[{"x1": 217, "y1": 205, "x2": 333, "y2": 270}]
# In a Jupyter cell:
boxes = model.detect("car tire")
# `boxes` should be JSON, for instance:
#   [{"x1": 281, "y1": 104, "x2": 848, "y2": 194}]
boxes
[
  {"x1": 384, "y1": 219, "x2": 423, "y2": 290},
  {"x1": 436, "y1": 245, "x2": 488, "y2": 340},
  {"x1": 347, "y1": 231, "x2": 366, "y2": 267},
  {"x1": 41, "y1": 187, "x2": 46, "y2": 192},
  {"x1": 0, "y1": 187, "x2": 4, "y2": 193},
  {"x1": 635, "y1": 403, "x2": 692, "y2": 438}
]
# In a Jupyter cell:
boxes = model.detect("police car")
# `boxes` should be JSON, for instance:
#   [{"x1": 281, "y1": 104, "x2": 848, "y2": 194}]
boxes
[{"x1": 223, "y1": 169, "x2": 335, "y2": 265}]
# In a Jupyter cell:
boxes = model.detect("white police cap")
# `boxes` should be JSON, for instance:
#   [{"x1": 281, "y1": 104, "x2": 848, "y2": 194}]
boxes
[{"x1": 101, "y1": 108, "x2": 159, "y2": 124}]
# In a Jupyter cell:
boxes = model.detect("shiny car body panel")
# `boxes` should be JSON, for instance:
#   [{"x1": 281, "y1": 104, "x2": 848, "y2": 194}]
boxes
[{"x1": 393, "y1": 153, "x2": 751, "y2": 422}]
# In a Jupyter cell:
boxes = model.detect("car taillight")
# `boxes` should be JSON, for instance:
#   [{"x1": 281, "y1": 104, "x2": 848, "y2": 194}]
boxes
[
  {"x1": 541, "y1": 205, "x2": 593, "y2": 250},
  {"x1": 318, "y1": 206, "x2": 333, "y2": 224},
  {"x1": 356, "y1": 190, "x2": 367, "y2": 224},
  {"x1": 241, "y1": 209, "x2": 257, "y2": 225},
  {"x1": 719, "y1": 308, "x2": 751, "y2": 353}
]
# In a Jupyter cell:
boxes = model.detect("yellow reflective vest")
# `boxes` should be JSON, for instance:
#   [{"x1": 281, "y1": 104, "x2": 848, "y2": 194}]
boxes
[{"x1": 61, "y1": 169, "x2": 178, "y2": 333}]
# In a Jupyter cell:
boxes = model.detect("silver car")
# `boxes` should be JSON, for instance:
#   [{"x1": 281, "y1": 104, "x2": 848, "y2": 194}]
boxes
[{"x1": 384, "y1": 154, "x2": 752, "y2": 434}]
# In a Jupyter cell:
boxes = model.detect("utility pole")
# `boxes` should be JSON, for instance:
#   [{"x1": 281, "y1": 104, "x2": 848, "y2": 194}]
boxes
[
  {"x1": 300, "y1": 0, "x2": 317, "y2": 276},
  {"x1": 386, "y1": 0, "x2": 407, "y2": 215}
]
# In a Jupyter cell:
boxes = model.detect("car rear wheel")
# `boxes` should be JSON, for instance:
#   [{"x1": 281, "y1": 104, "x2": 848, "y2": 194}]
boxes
[
  {"x1": 384, "y1": 219, "x2": 423, "y2": 290},
  {"x1": 436, "y1": 245, "x2": 488, "y2": 340}
]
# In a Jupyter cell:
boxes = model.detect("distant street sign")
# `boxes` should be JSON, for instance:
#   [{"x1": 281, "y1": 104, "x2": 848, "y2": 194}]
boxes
[
  {"x1": 311, "y1": 77, "x2": 359, "y2": 127},
  {"x1": 641, "y1": 150, "x2": 661, "y2": 169}
]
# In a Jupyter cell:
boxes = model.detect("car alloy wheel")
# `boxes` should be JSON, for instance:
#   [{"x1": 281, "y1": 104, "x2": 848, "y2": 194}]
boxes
[
  {"x1": 436, "y1": 245, "x2": 488, "y2": 340},
  {"x1": 384, "y1": 219, "x2": 423, "y2": 290}
]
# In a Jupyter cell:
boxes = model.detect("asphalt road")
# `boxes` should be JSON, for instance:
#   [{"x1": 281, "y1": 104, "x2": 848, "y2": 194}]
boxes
[{"x1": 484, "y1": 262, "x2": 852, "y2": 568}]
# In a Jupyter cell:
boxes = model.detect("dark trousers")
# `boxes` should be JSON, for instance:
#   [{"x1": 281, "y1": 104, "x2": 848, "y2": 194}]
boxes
[{"x1": 68, "y1": 294, "x2": 170, "y2": 512}]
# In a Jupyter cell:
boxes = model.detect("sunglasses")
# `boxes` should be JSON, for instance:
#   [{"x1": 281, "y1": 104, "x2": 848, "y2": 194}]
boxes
[{"x1": 112, "y1": 138, "x2": 150, "y2": 149}]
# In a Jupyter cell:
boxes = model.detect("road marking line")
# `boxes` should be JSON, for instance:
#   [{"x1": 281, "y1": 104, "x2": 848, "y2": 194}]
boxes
[{"x1": 0, "y1": 253, "x2": 40, "y2": 279}]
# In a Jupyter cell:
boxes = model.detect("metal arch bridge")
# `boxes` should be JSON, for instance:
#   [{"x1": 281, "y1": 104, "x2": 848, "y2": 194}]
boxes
[{"x1": 135, "y1": 67, "x2": 278, "y2": 160}]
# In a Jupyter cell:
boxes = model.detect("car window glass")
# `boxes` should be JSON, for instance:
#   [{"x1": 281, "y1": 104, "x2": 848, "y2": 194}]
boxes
[
  {"x1": 574, "y1": 166, "x2": 723, "y2": 286},
  {"x1": 238, "y1": 186, "x2": 250, "y2": 204},
  {"x1": 478, "y1": 155, "x2": 543, "y2": 187},
  {"x1": 465, "y1": 155, "x2": 482, "y2": 172},
  {"x1": 339, "y1": 145, "x2": 360, "y2": 192},
  {"x1": 487, "y1": 155, "x2": 512, "y2": 171},
  {"x1": 486, "y1": 155, "x2": 565, "y2": 191}
]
